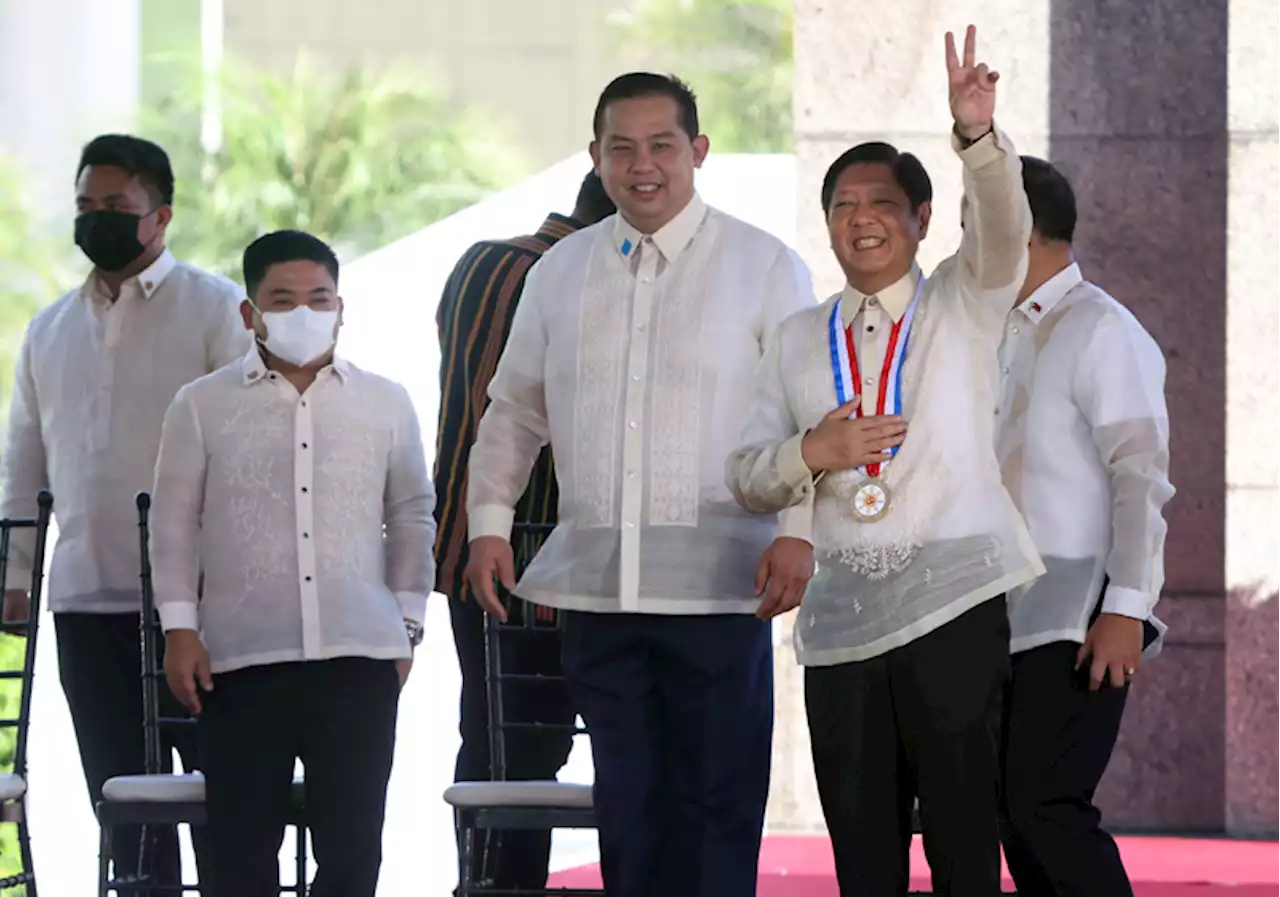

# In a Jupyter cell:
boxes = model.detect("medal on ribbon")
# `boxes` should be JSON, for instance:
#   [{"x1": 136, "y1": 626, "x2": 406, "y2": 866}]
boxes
[{"x1": 827, "y1": 278, "x2": 925, "y2": 523}]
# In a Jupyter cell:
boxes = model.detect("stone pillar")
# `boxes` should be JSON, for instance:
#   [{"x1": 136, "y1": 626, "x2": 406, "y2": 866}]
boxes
[
  {"x1": 784, "y1": 0, "x2": 1278, "y2": 834},
  {"x1": 0, "y1": 0, "x2": 141, "y2": 220}
]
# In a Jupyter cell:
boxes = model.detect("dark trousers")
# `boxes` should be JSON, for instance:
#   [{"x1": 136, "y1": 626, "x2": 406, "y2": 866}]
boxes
[
  {"x1": 450, "y1": 594, "x2": 575, "y2": 891},
  {"x1": 805, "y1": 596, "x2": 1010, "y2": 897},
  {"x1": 561, "y1": 611, "x2": 773, "y2": 897},
  {"x1": 999, "y1": 641, "x2": 1132, "y2": 897},
  {"x1": 55, "y1": 612, "x2": 209, "y2": 893},
  {"x1": 197, "y1": 657, "x2": 399, "y2": 897}
]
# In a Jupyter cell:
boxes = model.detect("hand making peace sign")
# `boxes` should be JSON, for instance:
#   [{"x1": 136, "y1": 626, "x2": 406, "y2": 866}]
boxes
[{"x1": 946, "y1": 25, "x2": 998, "y2": 141}]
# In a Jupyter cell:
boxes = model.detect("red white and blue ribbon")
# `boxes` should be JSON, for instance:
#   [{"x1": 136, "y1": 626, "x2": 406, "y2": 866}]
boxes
[{"x1": 827, "y1": 277, "x2": 925, "y2": 477}]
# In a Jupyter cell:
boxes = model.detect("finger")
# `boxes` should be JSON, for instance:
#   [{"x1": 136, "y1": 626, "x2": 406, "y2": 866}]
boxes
[
  {"x1": 975, "y1": 63, "x2": 991, "y2": 87},
  {"x1": 756, "y1": 590, "x2": 781, "y2": 620},
  {"x1": 826, "y1": 399, "x2": 861, "y2": 420},
  {"x1": 497, "y1": 553, "x2": 517, "y2": 593},
  {"x1": 987, "y1": 70, "x2": 1000, "y2": 86},
  {"x1": 754, "y1": 557, "x2": 770, "y2": 596},
  {"x1": 1109, "y1": 660, "x2": 1128, "y2": 689},
  {"x1": 197, "y1": 657, "x2": 214, "y2": 693},
  {"x1": 479, "y1": 584, "x2": 509, "y2": 623},
  {"x1": 964, "y1": 24, "x2": 977, "y2": 68},
  {"x1": 779, "y1": 583, "x2": 805, "y2": 616},
  {"x1": 179, "y1": 674, "x2": 201, "y2": 715},
  {"x1": 1089, "y1": 656, "x2": 1106, "y2": 692},
  {"x1": 945, "y1": 31, "x2": 958, "y2": 70},
  {"x1": 1075, "y1": 641, "x2": 1088, "y2": 669}
]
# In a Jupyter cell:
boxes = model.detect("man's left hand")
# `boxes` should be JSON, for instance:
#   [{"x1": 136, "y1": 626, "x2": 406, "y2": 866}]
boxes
[
  {"x1": 396, "y1": 656, "x2": 413, "y2": 690},
  {"x1": 1076, "y1": 613, "x2": 1144, "y2": 691},
  {"x1": 754, "y1": 537, "x2": 814, "y2": 620},
  {"x1": 946, "y1": 24, "x2": 998, "y2": 140}
]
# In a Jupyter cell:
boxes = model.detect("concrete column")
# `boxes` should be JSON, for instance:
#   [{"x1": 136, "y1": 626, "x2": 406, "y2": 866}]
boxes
[
  {"x1": 785, "y1": 0, "x2": 1277, "y2": 834},
  {"x1": 0, "y1": 0, "x2": 141, "y2": 222}
]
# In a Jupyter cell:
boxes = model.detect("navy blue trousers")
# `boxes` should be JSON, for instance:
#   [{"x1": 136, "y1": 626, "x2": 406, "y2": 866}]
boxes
[{"x1": 561, "y1": 611, "x2": 773, "y2": 897}]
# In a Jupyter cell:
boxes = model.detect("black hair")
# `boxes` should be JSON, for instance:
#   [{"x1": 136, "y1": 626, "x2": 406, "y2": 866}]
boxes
[
  {"x1": 592, "y1": 72, "x2": 700, "y2": 142},
  {"x1": 77, "y1": 134, "x2": 175, "y2": 207},
  {"x1": 572, "y1": 171, "x2": 616, "y2": 225},
  {"x1": 242, "y1": 230, "x2": 340, "y2": 299},
  {"x1": 820, "y1": 142, "x2": 932, "y2": 216},
  {"x1": 1020, "y1": 156, "x2": 1076, "y2": 244}
]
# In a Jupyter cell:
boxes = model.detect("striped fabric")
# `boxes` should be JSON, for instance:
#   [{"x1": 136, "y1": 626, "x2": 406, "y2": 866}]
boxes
[{"x1": 433, "y1": 214, "x2": 581, "y2": 620}]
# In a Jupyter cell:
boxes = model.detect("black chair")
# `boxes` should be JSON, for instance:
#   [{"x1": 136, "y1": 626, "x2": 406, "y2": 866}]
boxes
[
  {"x1": 443, "y1": 522, "x2": 600, "y2": 897},
  {"x1": 0, "y1": 490, "x2": 54, "y2": 895},
  {"x1": 96, "y1": 492, "x2": 308, "y2": 896}
]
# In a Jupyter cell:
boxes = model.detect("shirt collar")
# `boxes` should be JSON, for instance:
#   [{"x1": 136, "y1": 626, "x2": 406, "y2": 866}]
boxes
[
  {"x1": 840, "y1": 264, "x2": 922, "y2": 327},
  {"x1": 84, "y1": 248, "x2": 177, "y2": 304},
  {"x1": 612, "y1": 193, "x2": 707, "y2": 265},
  {"x1": 240, "y1": 343, "x2": 350, "y2": 386},
  {"x1": 1018, "y1": 262, "x2": 1082, "y2": 324}
]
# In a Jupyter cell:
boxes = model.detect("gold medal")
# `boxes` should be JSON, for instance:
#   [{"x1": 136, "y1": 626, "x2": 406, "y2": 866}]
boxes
[{"x1": 852, "y1": 478, "x2": 891, "y2": 523}]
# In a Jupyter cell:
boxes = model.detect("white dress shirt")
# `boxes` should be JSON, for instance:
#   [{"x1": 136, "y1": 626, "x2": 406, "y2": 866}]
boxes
[
  {"x1": 726, "y1": 128, "x2": 1045, "y2": 666},
  {"x1": 467, "y1": 194, "x2": 817, "y2": 615},
  {"x1": 997, "y1": 262, "x2": 1173, "y2": 656},
  {"x1": 151, "y1": 348, "x2": 436, "y2": 674},
  {"x1": 0, "y1": 249, "x2": 250, "y2": 612}
]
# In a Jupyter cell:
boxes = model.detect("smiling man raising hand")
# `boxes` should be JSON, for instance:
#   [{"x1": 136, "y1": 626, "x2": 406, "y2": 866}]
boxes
[{"x1": 726, "y1": 26, "x2": 1044, "y2": 897}]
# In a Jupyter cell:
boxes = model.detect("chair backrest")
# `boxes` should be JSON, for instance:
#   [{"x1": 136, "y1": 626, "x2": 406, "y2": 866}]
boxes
[
  {"x1": 483, "y1": 522, "x2": 586, "y2": 782},
  {"x1": 135, "y1": 491, "x2": 195, "y2": 775},
  {"x1": 0, "y1": 490, "x2": 55, "y2": 787}
]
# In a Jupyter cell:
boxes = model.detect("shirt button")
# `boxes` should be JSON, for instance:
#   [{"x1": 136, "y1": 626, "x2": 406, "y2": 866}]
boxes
[
  {"x1": 301, "y1": 487, "x2": 308, "y2": 493},
  {"x1": 1002, "y1": 366, "x2": 1010, "y2": 374},
  {"x1": 1011, "y1": 326, "x2": 1020, "y2": 335},
  {"x1": 868, "y1": 297, "x2": 879, "y2": 307},
  {"x1": 305, "y1": 575, "x2": 313, "y2": 582},
  {"x1": 631, "y1": 373, "x2": 642, "y2": 381},
  {"x1": 301, "y1": 400, "x2": 307, "y2": 407},
  {"x1": 626, "y1": 521, "x2": 636, "y2": 529},
  {"x1": 301, "y1": 442, "x2": 309, "y2": 449},
  {"x1": 627, "y1": 471, "x2": 636, "y2": 479},
  {"x1": 628, "y1": 421, "x2": 638, "y2": 429},
  {"x1": 866, "y1": 326, "x2": 875, "y2": 333},
  {"x1": 303, "y1": 532, "x2": 310, "y2": 539},
  {"x1": 864, "y1": 376, "x2": 874, "y2": 385}
]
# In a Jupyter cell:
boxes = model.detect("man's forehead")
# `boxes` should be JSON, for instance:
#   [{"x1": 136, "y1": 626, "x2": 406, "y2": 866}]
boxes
[
  {"x1": 601, "y1": 96, "x2": 682, "y2": 138},
  {"x1": 834, "y1": 162, "x2": 898, "y2": 188}
]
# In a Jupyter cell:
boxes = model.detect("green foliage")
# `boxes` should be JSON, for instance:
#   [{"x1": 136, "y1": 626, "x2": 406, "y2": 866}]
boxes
[
  {"x1": 0, "y1": 161, "x2": 59, "y2": 434},
  {"x1": 611, "y1": 0, "x2": 794, "y2": 152},
  {"x1": 143, "y1": 55, "x2": 525, "y2": 281}
]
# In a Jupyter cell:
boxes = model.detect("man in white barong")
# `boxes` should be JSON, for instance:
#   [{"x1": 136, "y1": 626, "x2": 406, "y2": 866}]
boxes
[
  {"x1": 465, "y1": 73, "x2": 817, "y2": 897},
  {"x1": 726, "y1": 27, "x2": 1043, "y2": 897}
]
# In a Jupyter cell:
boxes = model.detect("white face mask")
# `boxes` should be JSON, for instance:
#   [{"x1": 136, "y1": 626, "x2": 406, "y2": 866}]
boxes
[{"x1": 258, "y1": 305, "x2": 339, "y2": 367}]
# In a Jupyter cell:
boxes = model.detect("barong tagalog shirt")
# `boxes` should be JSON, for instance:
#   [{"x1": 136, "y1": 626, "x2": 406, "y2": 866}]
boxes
[
  {"x1": 726, "y1": 127, "x2": 1045, "y2": 666},
  {"x1": 996, "y1": 262, "x2": 1173, "y2": 657},
  {"x1": 151, "y1": 347, "x2": 436, "y2": 674},
  {"x1": 466, "y1": 194, "x2": 818, "y2": 615}
]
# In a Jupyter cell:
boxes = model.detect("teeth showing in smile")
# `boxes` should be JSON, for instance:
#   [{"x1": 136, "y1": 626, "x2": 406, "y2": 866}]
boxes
[
  {"x1": 633, "y1": 184, "x2": 659, "y2": 193},
  {"x1": 855, "y1": 237, "x2": 885, "y2": 250}
]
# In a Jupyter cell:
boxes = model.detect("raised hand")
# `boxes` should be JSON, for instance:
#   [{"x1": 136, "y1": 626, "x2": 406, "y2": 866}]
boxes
[{"x1": 945, "y1": 25, "x2": 998, "y2": 140}]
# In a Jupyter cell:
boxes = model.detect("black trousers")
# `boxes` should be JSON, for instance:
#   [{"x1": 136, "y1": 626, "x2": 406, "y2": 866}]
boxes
[
  {"x1": 450, "y1": 593, "x2": 576, "y2": 891},
  {"x1": 805, "y1": 596, "x2": 1010, "y2": 897},
  {"x1": 561, "y1": 611, "x2": 773, "y2": 897},
  {"x1": 197, "y1": 657, "x2": 399, "y2": 897},
  {"x1": 999, "y1": 641, "x2": 1132, "y2": 897},
  {"x1": 55, "y1": 612, "x2": 209, "y2": 893}
]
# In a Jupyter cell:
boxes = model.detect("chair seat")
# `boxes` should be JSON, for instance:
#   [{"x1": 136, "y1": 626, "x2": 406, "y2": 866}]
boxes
[
  {"x1": 103, "y1": 772, "x2": 306, "y2": 803},
  {"x1": 0, "y1": 773, "x2": 26, "y2": 802},
  {"x1": 444, "y1": 780, "x2": 593, "y2": 810}
]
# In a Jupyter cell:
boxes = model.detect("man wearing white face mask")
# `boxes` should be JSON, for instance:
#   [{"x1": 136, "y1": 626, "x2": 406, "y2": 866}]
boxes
[{"x1": 152, "y1": 230, "x2": 436, "y2": 896}]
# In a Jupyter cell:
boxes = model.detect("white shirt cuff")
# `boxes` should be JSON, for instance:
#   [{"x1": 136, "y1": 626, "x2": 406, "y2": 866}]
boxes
[
  {"x1": 1100, "y1": 584, "x2": 1153, "y2": 621},
  {"x1": 776, "y1": 502, "x2": 813, "y2": 544},
  {"x1": 395, "y1": 590, "x2": 428, "y2": 625},
  {"x1": 777, "y1": 432, "x2": 816, "y2": 491},
  {"x1": 158, "y1": 602, "x2": 200, "y2": 632},
  {"x1": 468, "y1": 504, "x2": 515, "y2": 542},
  {"x1": 953, "y1": 125, "x2": 1005, "y2": 171}
]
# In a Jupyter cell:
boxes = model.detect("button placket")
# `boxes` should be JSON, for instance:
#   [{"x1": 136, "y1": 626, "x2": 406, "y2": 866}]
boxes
[
  {"x1": 294, "y1": 393, "x2": 321, "y2": 658},
  {"x1": 619, "y1": 240, "x2": 656, "y2": 610}
]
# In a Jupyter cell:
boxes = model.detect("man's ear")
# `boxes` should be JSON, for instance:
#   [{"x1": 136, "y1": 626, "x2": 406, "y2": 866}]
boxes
[
  {"x1": 239, "y1": 298, "x2": 256, "y2": 331},
  {"x1": 916, "y1": 200, "x2": 933, "y2": 241},
  {"x1": 154, "y1": 204, "x2": 174, "y2": 233},
  {"x1": 692, "y1": 134, "x2": 710, "y2": 168},
  {"x1": 589, "y1": 140, "x2": 602, "y2": 174}
]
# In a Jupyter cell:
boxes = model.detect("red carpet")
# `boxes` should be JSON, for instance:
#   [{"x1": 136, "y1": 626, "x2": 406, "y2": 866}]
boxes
[{"x1": 548, "y1": 834, "x2": 1279, "y2": 896}]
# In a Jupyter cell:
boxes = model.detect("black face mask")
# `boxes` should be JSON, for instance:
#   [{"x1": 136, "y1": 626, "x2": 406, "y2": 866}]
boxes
[{"x1": 74, "y1": 210, "x2": 150, "y2": 273}]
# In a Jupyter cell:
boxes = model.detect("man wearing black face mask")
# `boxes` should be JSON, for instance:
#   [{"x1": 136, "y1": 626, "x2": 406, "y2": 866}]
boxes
[{"x1": 0, "y1": 133, "x2": 250, "y2": 894}]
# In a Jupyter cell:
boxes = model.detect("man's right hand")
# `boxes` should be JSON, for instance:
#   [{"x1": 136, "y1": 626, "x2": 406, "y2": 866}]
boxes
[
  {"x1": 164, "y1": 629, "x2": 213, "y2": 716},
  {"x1": 800, "y1": 400, "x2": 908, "y2": 474},
  {"x1": 464, "y1": 536, "x2": 514, "y2": 622},
  {"x1": 2, "y1": 590, "x2": 30, "y2": 625}
]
